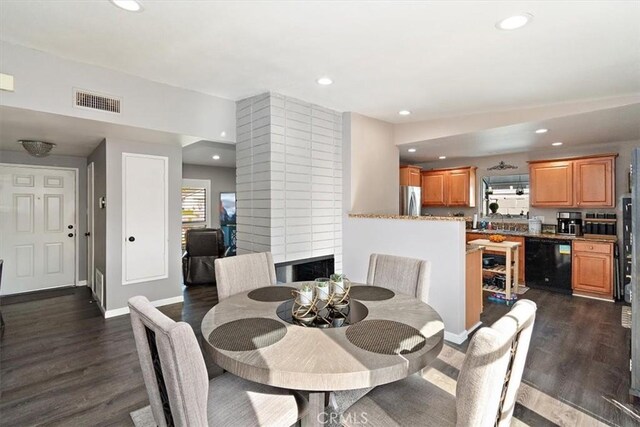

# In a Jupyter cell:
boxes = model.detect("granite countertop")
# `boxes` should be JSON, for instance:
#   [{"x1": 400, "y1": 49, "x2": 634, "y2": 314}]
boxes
[
  {"x1": 349, "y1": 213, "x2": 469, "y2": 222},
  {"x1": 466, "y1": 229, "x2": 617, "y2": 243},
  {"x1": 466, "y1": 245, "x2": 484, "y2": 254}
]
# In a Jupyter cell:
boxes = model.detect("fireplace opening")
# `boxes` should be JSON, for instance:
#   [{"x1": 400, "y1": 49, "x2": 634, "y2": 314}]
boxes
[{"x1": 275, "y1": 255, "x2": 335, "y2": 283}]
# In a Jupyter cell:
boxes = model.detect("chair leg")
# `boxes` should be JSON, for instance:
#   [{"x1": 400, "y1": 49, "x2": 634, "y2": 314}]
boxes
[{"x1": 0, "y1": 311, "x2": 5, "y2": 330}]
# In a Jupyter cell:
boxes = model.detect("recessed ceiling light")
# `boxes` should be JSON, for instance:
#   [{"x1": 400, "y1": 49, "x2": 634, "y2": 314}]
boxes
[
  {"x1": 317, "y1": 77, "x2": 333, "y2": 85},
  {"x1": 439, "y1": 156, "x2": 447, "y2": 160},
  {"x1": 212, "y1": 155, "x2": 221, "y2": 160},
  {"x1": 398, "y1": 110, "x2": 411, "y2": 116},
  {"x1": 110, "y1": 0, "x2": 143, "y2": 12},
  {"x1": 408, "y1": 148, "x2": 417, "y2": 153},
  {"x1": 220, "y1": 131, "x2": 227, "y2": 138},
  {"x1": 552, "y1": 142, "x2": 563, "y2": 146},
  {"x1": 496, "y1": 13, "x2": 533, "y2": 30},
  {"x1": 535, "y1": 128, "x2": 548, "y2": 134}
]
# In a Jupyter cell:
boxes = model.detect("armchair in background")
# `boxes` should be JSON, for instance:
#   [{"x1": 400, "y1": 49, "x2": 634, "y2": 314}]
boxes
[{"x1": 182, "y1": 228, "x2": 225, "y2": 286}]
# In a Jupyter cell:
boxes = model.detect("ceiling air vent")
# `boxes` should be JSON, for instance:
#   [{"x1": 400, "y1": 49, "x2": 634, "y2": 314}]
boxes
[{"x1": 74, "y1": 89, "x2": 121, "y2": 113}]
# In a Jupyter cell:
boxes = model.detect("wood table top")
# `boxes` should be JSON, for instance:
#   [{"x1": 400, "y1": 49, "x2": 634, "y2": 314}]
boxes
[
  {"x1": 201, "y1": 283, "x2": 444, "y2": 392},
  {"x1": 468, "y1": 238, "x2": 522, "y2": 249}
]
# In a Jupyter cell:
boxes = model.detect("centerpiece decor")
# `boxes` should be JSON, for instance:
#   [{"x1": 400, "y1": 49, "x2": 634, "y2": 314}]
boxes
[{"x1": 290, "y1": 275, "x2": 353, "y2": 327}]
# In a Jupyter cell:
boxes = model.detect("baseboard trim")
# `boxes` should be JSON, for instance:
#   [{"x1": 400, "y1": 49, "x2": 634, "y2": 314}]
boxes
[
  {"x1": 572, "y1": 292, "x2": 614, "y2": 303},
  {"x1": 444, "y1": 330, "x2": 469, "y2": 345},
  {"x1": 104, "y1": 295, "x2": 184, "y2": 318},
  {"x1": 76, "y1": 280, "x2": 87, "y2": 286},
  {"x1": 467, "y1": 321, "x2": 483, "y2": 334}
]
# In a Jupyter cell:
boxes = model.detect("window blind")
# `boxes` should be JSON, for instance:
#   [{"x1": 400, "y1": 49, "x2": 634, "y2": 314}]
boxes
[{"x1": 182, "y1": 187, "x2": 207, "y2": 223}]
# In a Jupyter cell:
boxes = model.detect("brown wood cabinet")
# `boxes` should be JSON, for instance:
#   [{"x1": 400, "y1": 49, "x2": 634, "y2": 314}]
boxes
[
  {"x1": 422, "y1": 167, "x2": 476, "y2": 207},
  {"x1": 572, "y1": 240, "x2": 613, "y2": 300},
  {"x1": 399, "y1": 165, "x2": 421, "y2": 187},
  {"x1": 574, "y1": 156, "x2": 614, "y2": 207},
  {"x1": 529, "y1": 154, "x2": 616, "y2": 208},
  {"x1": 466, "y1": 232, "x2": 525, "y2": 284}
]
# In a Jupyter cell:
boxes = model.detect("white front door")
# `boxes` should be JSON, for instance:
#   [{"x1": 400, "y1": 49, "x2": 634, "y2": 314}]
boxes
[
  {"x1": 0, "y1": 165, "x2": 76, "y2": 294},
  {"x1": 87, "y1": 162, "x2": 95, "y2": 293},
  {"x1": 122, "y1": 153, "x2": 168, "y2": 285}
]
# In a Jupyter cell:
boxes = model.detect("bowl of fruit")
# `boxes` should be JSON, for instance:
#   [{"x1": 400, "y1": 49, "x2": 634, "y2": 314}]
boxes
[{"x1": 489, "y1": 234, "x2": 507, "y2": 243}]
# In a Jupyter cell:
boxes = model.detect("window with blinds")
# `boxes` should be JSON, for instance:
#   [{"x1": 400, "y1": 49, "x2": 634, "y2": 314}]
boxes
[{"x1": 182, "y1": 187, "x2": 207, "y2": 249}]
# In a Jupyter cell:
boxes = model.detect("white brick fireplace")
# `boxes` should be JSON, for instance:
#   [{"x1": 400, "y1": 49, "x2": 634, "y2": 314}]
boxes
[{"x1": 236, "y1": 92, "x2": 343, "y2": 272}]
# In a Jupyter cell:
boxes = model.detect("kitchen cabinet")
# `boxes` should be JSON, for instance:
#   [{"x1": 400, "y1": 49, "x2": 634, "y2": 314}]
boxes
[
  {"x1": 466, "y1": 232, "x2": 525, "y2": 284},
  {"x1": 422, "y1": 167, "x2": 476, "y2": 207},
  {"x1": 465, "y1": 247, "x2": 483, "y2": 329},
  {"x1": 529, "y1": 154, "x2": 616, "y2": 208},
  {"x1": 574, "y1": 156, "x2": 614, "y2": 207},
  {"x1": 529, "y1": 160, "x2": 573, "y2": 207},
  {"x1": 399, "y1": 165, "x2": 421, "y2": 187},
  {"x1": 572, "y1": 240, "x2": 613, "y2": 300}
]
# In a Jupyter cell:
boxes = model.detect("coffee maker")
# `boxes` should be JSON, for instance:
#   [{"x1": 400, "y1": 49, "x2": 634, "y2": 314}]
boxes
[{"x1": 557, "y1": 212, "x2": 582, "y2": 235}]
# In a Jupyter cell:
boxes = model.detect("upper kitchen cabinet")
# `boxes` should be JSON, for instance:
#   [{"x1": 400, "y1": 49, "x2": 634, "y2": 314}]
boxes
[
  {"x1": 421, "y1": 167, "x2": 476, "y2": 207},
  {"x1": 529, "y1": 160, "x2": 574, "y2": 207},
  {"x1": 574, "y1": 156, "x2": 615, "y2": 207},
  {"x1": 399, "y1": 165, "x2": 422, "y2": 187},
  {"x1": 529, "y1": 154, "x2": 617, "y2": 208}
]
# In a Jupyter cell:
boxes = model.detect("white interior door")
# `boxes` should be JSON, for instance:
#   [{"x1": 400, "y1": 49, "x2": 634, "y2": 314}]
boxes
[
  {"x1": 0, "y1": 165, "x2": 76, "y2": 295},
  {"x1": 87, "y1": 162, "x2": 95, "y2": 292},
  {"x1": 122, "y1": 153, "x2": 168, "y2": 285}
]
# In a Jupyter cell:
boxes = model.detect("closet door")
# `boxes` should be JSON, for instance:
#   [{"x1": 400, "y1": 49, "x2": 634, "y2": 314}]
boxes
[{"x1": 122, "y1": 153, "x2": 168, "y2": 285}]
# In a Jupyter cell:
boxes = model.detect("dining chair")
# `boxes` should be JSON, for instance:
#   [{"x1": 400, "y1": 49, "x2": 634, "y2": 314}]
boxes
[
  {"x1": 366, "y1": 253, "x2": 431, "y2": 303},
  {"x1": 340, "y1": 299, "x2": 537, "y2": 427},
  {"x1": 214, "y1": 252, "x2": 277, "y2": 301},
  {"x1": 128, "y1": 296, "x2": 308, "y2": 427}
]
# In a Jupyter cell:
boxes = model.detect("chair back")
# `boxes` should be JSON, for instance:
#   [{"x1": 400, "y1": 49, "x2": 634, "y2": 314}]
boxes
[
  {"x1": 455, "y1": 299, "x2": 537, "y2": 427},
  {"x1": 366, "y1": 254, "x2": 430, "y2": 303},
  {"x1": 128, "y1": 296, "x2": 209, "y2": 427},
  {"x1": 493, "y1": 299, "x2": 537, "y2": 427},
  {"x1": 214, "y1": 252, "x2": 277, "y2": 301},
  {"x1": 185, "y1": 228, "x2": 225, "y2": 257}
]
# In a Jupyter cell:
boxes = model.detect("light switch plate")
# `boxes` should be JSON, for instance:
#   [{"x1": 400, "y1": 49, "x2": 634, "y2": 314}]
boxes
[{"x1": 0, "y1": 73, "x2": 15, "y2": 92}]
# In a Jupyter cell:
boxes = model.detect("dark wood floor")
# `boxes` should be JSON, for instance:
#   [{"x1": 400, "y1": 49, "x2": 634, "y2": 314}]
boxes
[{"x1": 0, "y1": 285, "x2": 637, "y2": 426}]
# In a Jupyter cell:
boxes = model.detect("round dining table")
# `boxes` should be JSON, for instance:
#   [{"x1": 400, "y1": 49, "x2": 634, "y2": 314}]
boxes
[{"x1": 201, "y1": 283, "x2": 444, "y2": 426}]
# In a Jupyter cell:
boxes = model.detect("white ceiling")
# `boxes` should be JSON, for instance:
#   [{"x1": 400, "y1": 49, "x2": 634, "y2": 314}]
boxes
[
  {"x1": 0, "y1": 106, "x2": 196, "y2": 157},
  {"x1": 400, "y1": 103, "x2": 640, "y2": 163},
  {"x1": 182, "y1": 140, "x2": 236, "y2": 168},
  {"x1": 1, "y1": 1, "x2": 639, "y2": 123}
]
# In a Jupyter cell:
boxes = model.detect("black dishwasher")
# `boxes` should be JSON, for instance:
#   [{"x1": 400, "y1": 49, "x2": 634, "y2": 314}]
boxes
[{"x1": 525, "y1": 237, "x2": 573, "y2": 294}]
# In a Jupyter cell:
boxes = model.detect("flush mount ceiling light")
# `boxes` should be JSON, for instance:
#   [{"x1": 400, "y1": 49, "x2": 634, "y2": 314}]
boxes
[
  {"x1": 398, "y1": 110, "x2": 411, "y2": 116},
  {"x1": 408, "y1": 148, "x2": 417, "y2": 153},
  {"x1": 439, "y1": 156, "x2": 447, "y2": 160},
  {"x1": 316, "y1": 77, "x2": 333, "y2": 86},
  {"x1": 552, "y1": 142, "x2": 563, "y2": 146},
  {"x1": 18, "y1": 140, "x2": 56, "y2": 157},
  {"x1": 212, "y1": 155, "x2": 221, "y2": 160},
  {"x1": 496, "y1": 13, "x2": 533, "y2": 30},
  {"x1": 110, "y1": 0, "x2": 143, "y2": 12},
  {"x1": 535, "y1": 128, "x2": 548, "y2": 134}
]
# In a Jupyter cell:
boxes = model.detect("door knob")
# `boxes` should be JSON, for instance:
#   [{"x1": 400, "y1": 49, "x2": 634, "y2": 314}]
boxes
[
  {"x1": 68, "y1": 233, "x2": 74, "y2": 238},
  {"x1": 128, "y1": 236, "x2": 136, "y2": 242},
  {"x1": 85, "y1": 232, "x2": 91, "y2": 237},
  {"x1": 68, "y1": 225, "x2": 74, "y2": 229}
]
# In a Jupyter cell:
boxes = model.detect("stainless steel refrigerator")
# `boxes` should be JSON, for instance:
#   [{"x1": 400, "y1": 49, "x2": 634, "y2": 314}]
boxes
[{"x1": 400, "y1": 186, "x2": 421, "y2": 216}]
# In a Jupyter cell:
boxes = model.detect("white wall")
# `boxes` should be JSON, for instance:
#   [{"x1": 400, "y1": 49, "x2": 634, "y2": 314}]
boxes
[
  {"x1": 343, "y1": 217, "x2": 468, "y2": 343},
  {"x1": 346, "y1": 113, "x2": 398, "y2": 214},
  {"x1": 93, "y1": 138, "x2": 183, "y2": 314},
  {"x1": 0, "y1": 41, "x2": 236, "y2": 143},
  {"x1": 182, "y1": 164, "x2": 236, "y2": 229}
]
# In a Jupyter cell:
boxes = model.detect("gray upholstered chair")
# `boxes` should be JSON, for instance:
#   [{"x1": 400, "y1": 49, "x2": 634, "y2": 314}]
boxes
[
  {"x1": 214, "y1": 252, "x2": 277, "y2": 301},
  {"x1": 366, "y1": 253, "x2": 431, "y2": 303},
  {"x1": 128, "y1": 296, "x2": 307, "y2": 427},
  {"x1": 341, "y1": 300, "x2": 537, "y2": 427}
]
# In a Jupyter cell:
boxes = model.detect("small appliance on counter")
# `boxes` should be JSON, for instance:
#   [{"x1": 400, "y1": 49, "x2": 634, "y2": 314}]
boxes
[
  {"x1": 399, "y1": 185, "x2": 421, "y2": 216},
  {"x1": 557, "y1": 212, "x2": 582, "y2": 236}
]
